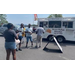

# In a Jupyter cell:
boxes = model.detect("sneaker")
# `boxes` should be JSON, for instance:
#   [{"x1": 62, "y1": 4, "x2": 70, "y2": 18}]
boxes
[
  {"x1": 35, "y1": 46, "x2": 39, "y2": 48},
  {"x1": 19, "y1": 48, "x2": 22, "y2": 51},
  {"x1": 25, "y1": 46, "x2": 28, "y2": 48},
  {"x1": 39, "y1": 46, "x2": 42, "y2": 48},
  {"x1": 16, "y1": 49, "x2": 18, "y2": 51}
]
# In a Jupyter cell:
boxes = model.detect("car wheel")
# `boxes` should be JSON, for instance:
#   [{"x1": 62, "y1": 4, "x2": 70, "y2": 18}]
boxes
[
  {"x1": 57, "y1": 36, "x2": 64, "y2": 43},
  {"x1": 48, "y1": 36, "x2": 54, "y2": 42}
]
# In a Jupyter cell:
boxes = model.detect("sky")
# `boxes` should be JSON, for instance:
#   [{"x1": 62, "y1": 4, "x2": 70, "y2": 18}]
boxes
[{"x1": 6, "y1": 14, "x2": 75, "y2": 25}]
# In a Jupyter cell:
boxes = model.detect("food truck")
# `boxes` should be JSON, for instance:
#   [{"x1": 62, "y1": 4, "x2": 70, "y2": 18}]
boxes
[{"x1": 38, "y1": 17, "x2": 75, "y2": 42}]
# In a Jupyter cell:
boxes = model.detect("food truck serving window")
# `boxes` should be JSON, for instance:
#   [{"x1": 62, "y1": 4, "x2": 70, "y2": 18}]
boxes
[
  {"x1": 40, "y1": 21, "x2": 48, "y2": 27},
  {"x1": 49, "y1": 21, "x2": 61, "y2": 28},
  {"x1": 63, "y1": 21, "x2": 73, "y2": 28}
]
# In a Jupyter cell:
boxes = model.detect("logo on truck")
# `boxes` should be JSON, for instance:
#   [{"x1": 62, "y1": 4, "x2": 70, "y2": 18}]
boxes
[{"x1": 46, "y1": 29, "x2": 51, "y2": 33}]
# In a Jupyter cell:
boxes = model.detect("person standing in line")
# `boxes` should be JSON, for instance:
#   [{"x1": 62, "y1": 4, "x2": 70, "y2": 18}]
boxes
[
  {"x1": 15, "y1": 30, "x2": 20, "y2": 51},
  {"x1": 35, "y1": 25, "x2": 45, "y2": 48},
  {"x1": 22, "y1": 25, "x2": 26, "y2": 43},
  {"x1": 18, "y1": 23, "x2": 24, "y2": 51},
  {"x1": 3, "y1": 23, "x2": 18, "y2": 60},
  {"x1": 25, "y1": 24, "x2": 33, "y2": 48}
]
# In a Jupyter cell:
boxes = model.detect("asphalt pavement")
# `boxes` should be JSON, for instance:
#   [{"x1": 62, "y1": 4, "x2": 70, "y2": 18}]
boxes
[{"x1": 0, "y1": 34, "x2": 75, "y2": 60}]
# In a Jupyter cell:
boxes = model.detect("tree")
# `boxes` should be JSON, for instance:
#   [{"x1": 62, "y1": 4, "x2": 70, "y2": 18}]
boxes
[
  {"x1": 48, "y1": 14, "x2": 63, "y2": 18},
  {"x1": 0, "y1": 14, "x2": 8, "y2": 25}
]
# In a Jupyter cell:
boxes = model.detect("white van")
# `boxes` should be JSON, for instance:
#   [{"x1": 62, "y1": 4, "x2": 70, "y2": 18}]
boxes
[{"x1": 38, "y1": 17, "x2": 75, "y2": 42}]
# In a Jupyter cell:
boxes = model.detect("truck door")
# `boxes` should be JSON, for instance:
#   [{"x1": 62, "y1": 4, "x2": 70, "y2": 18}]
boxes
[{"x1": 63, "y1": 21, "x2": 74, "y2": 40}]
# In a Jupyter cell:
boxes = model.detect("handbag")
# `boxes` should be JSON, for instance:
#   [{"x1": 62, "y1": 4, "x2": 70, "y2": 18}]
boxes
[{"x1": 15, "y1": 39, "x2": 20, "y2": 44}]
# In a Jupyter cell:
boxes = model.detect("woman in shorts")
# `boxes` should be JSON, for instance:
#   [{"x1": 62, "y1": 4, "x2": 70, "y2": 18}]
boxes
[{"x1": 3, "y1": 23, "x2": 18, "y2": 60}]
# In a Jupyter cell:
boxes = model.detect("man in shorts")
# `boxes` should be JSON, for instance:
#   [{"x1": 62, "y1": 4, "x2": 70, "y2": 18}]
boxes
[
  {"x1": 22, "y1": 25, "x2": 26, "y2": 43},
  {"x1": 25, "y1": 24, "x2": 33, "y2": 48},
  {"x1": 18, "y1": 23, "x2": 24, "y2": 51},
  {"x1": 35, "y1": 25, "x2": 45, "y2": 48}
]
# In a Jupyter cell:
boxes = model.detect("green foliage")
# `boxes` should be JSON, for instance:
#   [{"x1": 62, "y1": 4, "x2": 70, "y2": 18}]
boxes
[
  {"x1": 0, "y1": 14, "x2": 8, "y2": 25},
  {"x1": 48, "y1": 14, "x2": 63, "y2": 18}
]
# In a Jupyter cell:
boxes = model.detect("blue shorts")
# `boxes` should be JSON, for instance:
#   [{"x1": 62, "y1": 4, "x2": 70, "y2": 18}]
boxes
[
  {"x1": 5, "y1": 42, "x2": 16, "y2": 50},
  {"x1": 26, "y1": 36, "x2": 33, "y2": 43},
  {"x1": 19, "y1": 36, "x2": 23, "y2": 41}
]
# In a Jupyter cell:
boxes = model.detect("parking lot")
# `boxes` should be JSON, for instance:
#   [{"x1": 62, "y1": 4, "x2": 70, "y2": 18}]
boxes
[{"x1": 0, "y1": 33, "x2": 75, "y2": 60}]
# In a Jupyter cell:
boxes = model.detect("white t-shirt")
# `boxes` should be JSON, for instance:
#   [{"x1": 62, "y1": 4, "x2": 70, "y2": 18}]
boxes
[
  {"x1": 36, "y1": 27, "x2": 45, "y2": 36},
  {"x1": 25, "y1": 27, "x2": 32, "y2": 36},
  {"x1": 18, "y1": 28, "x2": 23, "y2": 36}
]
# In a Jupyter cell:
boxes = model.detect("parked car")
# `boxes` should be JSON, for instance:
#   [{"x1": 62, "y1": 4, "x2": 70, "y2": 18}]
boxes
[
  {"x1": 33, "y1": 27, "x2": 36, "y2": 32},
  {"x1": 0, "y1": 24, "x2": 18, "y2": 34}
]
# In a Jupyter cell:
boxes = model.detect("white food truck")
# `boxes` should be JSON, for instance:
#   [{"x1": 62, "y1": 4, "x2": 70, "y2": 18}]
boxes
[{"x1": 38, "y1": 17, "x2": 75, "y2": 42}]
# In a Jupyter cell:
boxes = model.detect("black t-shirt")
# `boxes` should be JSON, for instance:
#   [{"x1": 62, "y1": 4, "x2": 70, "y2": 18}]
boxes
[{"x1": 3, "y1": 29, "x2": 17, "y2": 42}]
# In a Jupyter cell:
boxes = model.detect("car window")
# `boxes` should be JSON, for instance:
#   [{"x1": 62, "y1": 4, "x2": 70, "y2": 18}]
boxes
[{"x1": 3, "y1": 24, "x2": 7, "y2": 27}]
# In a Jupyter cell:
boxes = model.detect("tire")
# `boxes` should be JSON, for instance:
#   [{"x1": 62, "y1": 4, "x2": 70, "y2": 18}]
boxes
[
  {"x1": 48, "y1": 36, "x2": 54, "y2": 42},
  {"x1": 57, "y1": 36, "x2": 64, "y2": 43}
]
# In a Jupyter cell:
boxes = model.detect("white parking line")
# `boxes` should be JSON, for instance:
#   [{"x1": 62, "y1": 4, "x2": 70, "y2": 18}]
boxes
[{"x1": 59, "y1": 55, "x2": 71, "y2": 60}]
